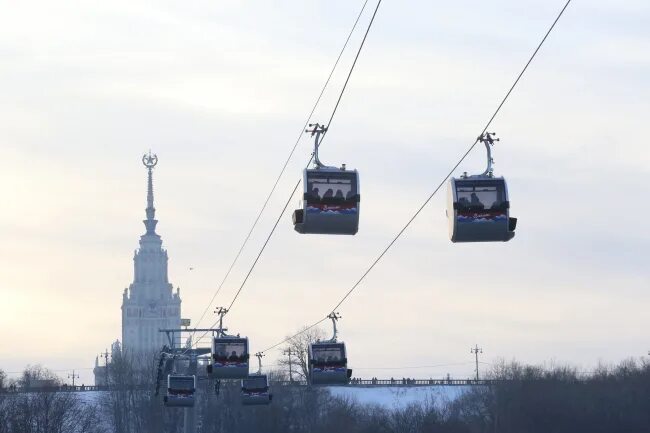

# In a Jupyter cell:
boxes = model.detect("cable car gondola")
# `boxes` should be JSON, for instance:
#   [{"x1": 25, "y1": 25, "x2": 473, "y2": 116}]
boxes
[
  {"x1": 308, "y1": 313, "x2": 352, "y2": 385},
  {"x1": 293, "y1": 124, "x2": 360, "y2": 235},
  {"x1": 207, "y1": 308, "x2": 250, "y2": 379},
  {"x1": 209, "y1": 336, "x2": 249, "y2": 379},
  {"x1": 447, "y1": 133, "x2": 516, "y2": 242},
  {"x1": 164, "y1": 374, "x2": 196, "y2": 407},
  {"x1": 241, "y1": 353, "x2": 272, "y2": 406}
]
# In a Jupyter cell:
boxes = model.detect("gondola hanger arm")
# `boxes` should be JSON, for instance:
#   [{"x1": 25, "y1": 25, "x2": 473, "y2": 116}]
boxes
[
  {"x1": 255, "y1": 352, "x2": 264, "y2": 375},
  {"x1": 479, "y1": 132, "x2": 499, "y2": 177},
  {"x1": 307, "y1": 123, "x2": 336, "y2": 169},
  {"x1": 324, "y1": 312, "x2": 342, "y2": 343},
  {"x1": 463, "y1": 132, "x2": 499, "y2": 178},
  {"x1": 214, "y1": 307, "x2": 230, "y2": 337}
]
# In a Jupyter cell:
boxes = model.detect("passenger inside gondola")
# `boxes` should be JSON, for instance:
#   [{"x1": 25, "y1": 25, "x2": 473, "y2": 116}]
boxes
[
  {"x1": 305, "y1": 174, "x2": 356, "y2": 204},
  {"x1": 214, "y1": 342, "x2": 247, "y2": 362},
  {"x1": 313, "y1": 346, "x2": 344, "y2": 365},
  {"x1": 470, "y1": 193, "x2": 484, "y2": 209},
  {"x1": 490, "y1": 199, "x2": 504, "y2": 210}
]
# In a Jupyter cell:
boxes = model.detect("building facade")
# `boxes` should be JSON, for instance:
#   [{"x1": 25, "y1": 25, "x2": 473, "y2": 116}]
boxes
[
  {"x1": 93, "y1": 153, "x2": 182, "y2": 385},
  {"x1": 121, "y1": 153, "x2": 182, "y2": 354}
]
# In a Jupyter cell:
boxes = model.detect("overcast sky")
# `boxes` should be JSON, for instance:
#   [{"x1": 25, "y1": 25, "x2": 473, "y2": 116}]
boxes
[{"x1": 1, "y1": 0, "x2": 649, "y2": 385}]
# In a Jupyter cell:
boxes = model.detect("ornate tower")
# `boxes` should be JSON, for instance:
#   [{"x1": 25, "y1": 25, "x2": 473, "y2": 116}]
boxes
[{"x1": 121, "y1": 152, "x2": 181, "y2": 354}]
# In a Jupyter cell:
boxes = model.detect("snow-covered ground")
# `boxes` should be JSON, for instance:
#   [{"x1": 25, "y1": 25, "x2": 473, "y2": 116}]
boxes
[
  {"x1": 72, "y1": 385, "x2": 471, "y2": 411},
  {"x1": 326, "y1": 386, "x2": 471, "y2": 410},
  {"x1": 75, "y1": 391, "x2": 107, "y2": 405}
]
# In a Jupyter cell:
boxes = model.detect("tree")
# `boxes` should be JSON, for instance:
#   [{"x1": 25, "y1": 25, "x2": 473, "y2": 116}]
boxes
[
  {"x1": 279, "y1": 326, "x2": 326, "y2": 381},
  {"x1": 20, "y1": 365, "x2": 61, "y2": 388},
  {"x1": 101, "y1": 348, "x2": 182, "y2": 433},
  {"x1": 0, "y1": 366, "x2": 105, "y2": 433}
]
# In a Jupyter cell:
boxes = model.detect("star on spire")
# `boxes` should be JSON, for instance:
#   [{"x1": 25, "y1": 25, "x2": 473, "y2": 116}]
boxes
[{"x1": 142, "y1": 151, "x2": 159, "y2": 235}]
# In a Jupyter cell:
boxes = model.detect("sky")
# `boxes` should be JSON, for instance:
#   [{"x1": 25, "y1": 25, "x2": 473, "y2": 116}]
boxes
[{"x1": 1, "y1": 0, "x2": 649, "y2": 386}]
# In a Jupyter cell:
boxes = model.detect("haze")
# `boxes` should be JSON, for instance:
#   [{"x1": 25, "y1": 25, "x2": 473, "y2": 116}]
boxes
[{"x1": 1, "y1": 0, "x2": 649, "y2": 385}]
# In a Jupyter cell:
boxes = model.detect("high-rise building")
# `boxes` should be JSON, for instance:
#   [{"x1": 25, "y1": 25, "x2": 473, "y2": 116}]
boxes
[
  {"x1": 94, "y1": 153, "x2": 182, "y2": 384},
  {"x1": 121, "y1": 152, "x2": 181, "y2": 354}
]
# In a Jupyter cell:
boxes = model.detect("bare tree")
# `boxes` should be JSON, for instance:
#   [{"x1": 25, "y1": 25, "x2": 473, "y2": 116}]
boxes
[
  {"x1": 101, "y1": 348, "x2": 182, "y2": 433},
  {"x1": 0, "y1": 366, "x2": 105, "y2": 433},
  {"x1": 20, "y1": 364, "x2": 61, "y2": 388},
  {"x1": 279, "y1": 326, "x2": 326, "y2": 381}
]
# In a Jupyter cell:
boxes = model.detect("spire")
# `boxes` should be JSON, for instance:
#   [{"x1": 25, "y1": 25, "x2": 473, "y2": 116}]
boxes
[{"x1": 142, "y1": 151, "x2": 159, "y2": 235}]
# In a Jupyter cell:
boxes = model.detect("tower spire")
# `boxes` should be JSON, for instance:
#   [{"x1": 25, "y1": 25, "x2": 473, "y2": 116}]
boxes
[{"x1": 142, "y1": 151, "x2": 159, "y2": 235}]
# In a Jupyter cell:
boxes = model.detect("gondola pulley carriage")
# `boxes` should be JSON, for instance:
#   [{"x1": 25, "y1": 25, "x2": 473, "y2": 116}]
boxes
[
  {"x1": 307, "y1": 312, "x2": 352, "y2": 385},
  {"x1": 164, "y1": 374, "x2": 196, "y2": 407},
  {"x1": 447, "y1": 132, "x2": 517, "y2": 242},
  {"x1": 293, "y1": 123, "x2": 360, "y2": 235}
]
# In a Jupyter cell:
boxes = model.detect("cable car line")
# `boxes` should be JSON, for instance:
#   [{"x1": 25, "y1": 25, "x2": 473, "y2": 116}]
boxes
[
  {"x1": 191, "y1": 0, "x2": 384, "y2": 347},
  {"x1": 291, "y1": 0, "x2": 381, "y2": 235},
  {"x1": 221, "y1": 0, "x2": 383, "y2": 315},
  {"x1": 259, "y1": 0, "x2": 572, "y2": 357},
  {"x1": 260, "y1": 317, "x2": 329, "y2": 354},
  {"x1": 320, "y1": 0, "x2": 383, "y2": 144},
  {"x1": 188, "y1": 0, "x2": 372, "y2": 337},
  {"x1": 329, "y1": 0, "x2": 572, "y2": 312},
  {"x1": 179, "y1": 180, "x2": 303, "y2": 357},
  {"x1": 226, "y1": 178, "x2": 301, "y2": 313}
]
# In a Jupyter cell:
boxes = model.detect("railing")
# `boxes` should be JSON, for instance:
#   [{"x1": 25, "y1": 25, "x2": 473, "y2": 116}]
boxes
[
  {"x1": 0, "y1": 384, "x2": 150, "y2": 393},
  {"x1": 279, "y1": 378, "x2": 492, "y2": 386},
  {"x1": 0, "y1": 378, "x2": 494, "y2": 394}
]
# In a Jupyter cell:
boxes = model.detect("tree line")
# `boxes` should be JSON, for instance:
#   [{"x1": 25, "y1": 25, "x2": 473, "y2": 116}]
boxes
[
  {"x1": 2, "y1": 354, "x2": 650, "y2": 432},
  {"x1": 0, "y1": 365, "x2": 105, "y2": 433}
]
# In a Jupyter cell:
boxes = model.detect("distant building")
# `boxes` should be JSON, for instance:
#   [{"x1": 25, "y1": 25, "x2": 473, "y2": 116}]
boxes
[
  {"x1": 93, "y1": 356, "x2": 107, "y2": 387},
  {"x1": 93, "y1": 340, "x2": 121, "y2": 386},
  {"x1": 94, "y1": 153, "x2": 182, "y2": 385},
  {"x1": 121, "y1": 153, "x2": 181, "y2": 353}
]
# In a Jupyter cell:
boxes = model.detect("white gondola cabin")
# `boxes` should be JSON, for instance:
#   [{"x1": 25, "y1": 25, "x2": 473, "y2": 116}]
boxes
[
  {"x1": 164, "y1": 374, "x2": 196, "y2": 407},
  {"x1": 292, "y1": 123, "x2": 360, "y2": 235},
  {"x1": 209, "y1": 336, "x2": 250, "y2": 380},
  {"x1": 307, "y1": 313, "x2": 352, "y2": 385},
  {"x1": 293, "y1": 167, "x2": 360, "y2": 235},
  {"x1": 308, "y1": 341, "x2": 351, "y2": 385},
  {"x1": 241, "y1": 374, "x2": 272, "y2": 406},
  {"x1": 447, "y1": 133, "x2": 516, "y2": 242}
]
